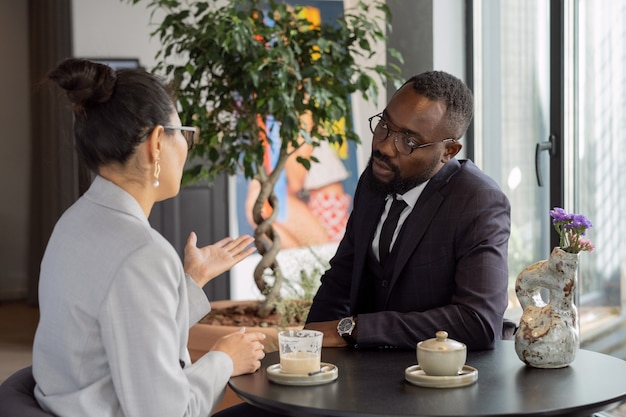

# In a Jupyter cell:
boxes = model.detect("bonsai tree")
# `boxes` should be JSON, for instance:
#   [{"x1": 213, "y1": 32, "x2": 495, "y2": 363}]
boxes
[{"x1": 132, "y1": 0, "x2": 402, "y2": 317}]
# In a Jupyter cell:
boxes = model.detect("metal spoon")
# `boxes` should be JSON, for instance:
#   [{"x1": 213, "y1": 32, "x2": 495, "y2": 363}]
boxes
[{"x1": 308, "y1": 365, "x2": 334, "y2": 376}]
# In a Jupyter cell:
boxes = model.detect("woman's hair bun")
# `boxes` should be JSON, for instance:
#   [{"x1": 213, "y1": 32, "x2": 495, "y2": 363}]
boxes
[{"x1": 48, "y1": 58, "x2": 117, "y2": 114}]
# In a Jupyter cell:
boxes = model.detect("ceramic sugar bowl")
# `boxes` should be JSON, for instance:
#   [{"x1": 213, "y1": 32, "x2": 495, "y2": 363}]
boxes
[{"x1": 417, "y1": 331, "x2": 467, "y2": 376}]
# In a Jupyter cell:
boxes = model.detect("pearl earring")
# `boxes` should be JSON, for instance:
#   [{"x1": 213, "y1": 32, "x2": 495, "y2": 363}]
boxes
[{"x1": 153, "y1": 161, "x2": 161, "y2": 188}]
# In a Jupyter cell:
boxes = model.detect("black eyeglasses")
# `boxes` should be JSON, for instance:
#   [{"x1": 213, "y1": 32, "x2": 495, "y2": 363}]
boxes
[
  {"x1": 163, "y1": 125, "x2": 196, "y2": 150},
  {"x1": 368, "y1": 113, "x2": 456, "y2": 156}
]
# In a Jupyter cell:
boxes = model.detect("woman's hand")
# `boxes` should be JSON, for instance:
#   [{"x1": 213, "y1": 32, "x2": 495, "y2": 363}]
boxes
[
  {"x1": 211, "y1": 328, "x2": 267, "y2": 376},
  {"x1": 184, "y1": 232, "x2": 255, "y2": 288}
]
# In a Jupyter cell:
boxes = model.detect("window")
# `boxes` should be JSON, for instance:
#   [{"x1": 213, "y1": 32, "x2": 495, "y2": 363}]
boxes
[
  {"x1": 472, "y1": 0, "x2": 551, "y2": 316},
  {"x1": 574, "y1": 0, "x2": 626, "y2": 311},
  {"x1": 472, "y1": 0, "x2": 626, "y2": 347}
]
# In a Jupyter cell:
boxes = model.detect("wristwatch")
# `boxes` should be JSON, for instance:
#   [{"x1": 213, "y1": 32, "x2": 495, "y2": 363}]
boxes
[{"x1": 337, "y1": 316, "x2": 357, "y2": 345}]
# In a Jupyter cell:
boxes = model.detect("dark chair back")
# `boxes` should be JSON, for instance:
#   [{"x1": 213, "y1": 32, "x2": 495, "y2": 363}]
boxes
[{"x1": 0, "y1": 366, "x2": 55, "y2": 417}]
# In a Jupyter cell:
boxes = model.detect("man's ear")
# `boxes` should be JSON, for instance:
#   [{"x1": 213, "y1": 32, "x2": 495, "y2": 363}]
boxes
[{"x1": 442, "y1": 141, "x2": 462, "y2": 161}]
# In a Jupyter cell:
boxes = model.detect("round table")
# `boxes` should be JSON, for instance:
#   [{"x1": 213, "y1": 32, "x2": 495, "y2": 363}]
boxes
[{"x1": 228, "y1": 341, "x2": 626, "y2": 417}]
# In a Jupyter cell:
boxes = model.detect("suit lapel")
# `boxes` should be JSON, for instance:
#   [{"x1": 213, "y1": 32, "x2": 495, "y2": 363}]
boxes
[
  {"x1": 351, "y1": 190, "x2": 386, "y2": 307},
  {"x1": 385, "y1": 160, "x2": 462, "y2": 302}
]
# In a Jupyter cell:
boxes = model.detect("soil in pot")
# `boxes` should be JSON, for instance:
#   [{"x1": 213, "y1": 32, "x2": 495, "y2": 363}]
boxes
[{"x1": 199, "y1": 299, "x2": 312, "y2": 328}]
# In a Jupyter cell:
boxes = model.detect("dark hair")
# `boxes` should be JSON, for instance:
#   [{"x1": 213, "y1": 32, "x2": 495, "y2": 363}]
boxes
[
  {"x1": 48, "y1": 58, "x2": 175, "y2": 172},
  {"x1": 403, "y1": 71, "x2": 473, "y2": 139}
]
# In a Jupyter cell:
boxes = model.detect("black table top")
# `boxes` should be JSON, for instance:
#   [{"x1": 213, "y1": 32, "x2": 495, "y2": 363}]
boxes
[{"x1": 228, "y1": 341, "x2": 626, "y2": 417}]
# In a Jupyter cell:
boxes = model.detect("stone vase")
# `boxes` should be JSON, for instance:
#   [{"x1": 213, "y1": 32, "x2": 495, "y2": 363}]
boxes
[{"x1": 514, "y1": 247, "x2": 580, "y2": 368}]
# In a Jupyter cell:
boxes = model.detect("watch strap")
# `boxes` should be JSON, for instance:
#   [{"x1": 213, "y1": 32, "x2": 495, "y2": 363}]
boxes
[{"x1": 341, "y1": 332, "x2": 357, "y2": 345}]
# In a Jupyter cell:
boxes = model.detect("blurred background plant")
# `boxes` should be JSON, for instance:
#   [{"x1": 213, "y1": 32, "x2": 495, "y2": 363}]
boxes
[{"x1": 272, "y1": 247, "x2": 329, "y2": 327}]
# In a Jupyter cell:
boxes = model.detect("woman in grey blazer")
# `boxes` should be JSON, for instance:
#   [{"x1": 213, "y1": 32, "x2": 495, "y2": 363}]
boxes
[{"x1": 32, "y1": 58, "x2": 266, "y2": 417}]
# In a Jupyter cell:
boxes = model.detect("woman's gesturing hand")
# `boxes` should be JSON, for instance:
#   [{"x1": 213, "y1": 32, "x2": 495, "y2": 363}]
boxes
[{"x1": 184, "y1": 232, "x2": 256, "y2": 287}]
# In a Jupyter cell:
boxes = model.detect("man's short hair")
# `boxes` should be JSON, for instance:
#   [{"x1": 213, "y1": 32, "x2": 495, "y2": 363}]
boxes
[{"x1": 403, "y1": 71, "x2": 474, "y2": 139}]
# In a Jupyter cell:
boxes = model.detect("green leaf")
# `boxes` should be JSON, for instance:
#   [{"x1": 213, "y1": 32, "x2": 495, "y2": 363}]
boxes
[{"x1": 295, "y1": 156, "x2": 311, "y2": 171}]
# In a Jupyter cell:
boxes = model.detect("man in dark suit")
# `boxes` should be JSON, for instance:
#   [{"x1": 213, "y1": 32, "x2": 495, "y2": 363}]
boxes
[{"x1": 304, "y1": 70, "x2": 511, "y2": 351}]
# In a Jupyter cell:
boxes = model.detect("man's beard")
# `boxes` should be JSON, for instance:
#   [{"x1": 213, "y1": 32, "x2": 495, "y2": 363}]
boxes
[{"x1": 364, "y1": 150, "x2": 440, "y2": 196}]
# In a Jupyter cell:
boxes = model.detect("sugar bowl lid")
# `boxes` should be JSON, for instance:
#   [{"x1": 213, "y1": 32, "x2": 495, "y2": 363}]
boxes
[{"x1": 418, "y1": 331, "x2": 466, "y2": 352}]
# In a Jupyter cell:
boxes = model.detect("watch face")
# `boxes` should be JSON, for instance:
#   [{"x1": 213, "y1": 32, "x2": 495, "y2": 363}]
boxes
[{"x1": 338, "y1": 318, "x2": 354, "y2": 333}]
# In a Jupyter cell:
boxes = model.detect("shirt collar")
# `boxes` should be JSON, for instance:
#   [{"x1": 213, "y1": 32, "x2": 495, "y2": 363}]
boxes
[{"x1": 387, "y1": 180, "x2": 429, "y2": 209}]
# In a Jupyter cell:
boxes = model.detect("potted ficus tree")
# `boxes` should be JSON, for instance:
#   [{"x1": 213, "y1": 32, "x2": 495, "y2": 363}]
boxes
[{"x1": 131, "y1": 0, "x2": 402, "y2": 320}]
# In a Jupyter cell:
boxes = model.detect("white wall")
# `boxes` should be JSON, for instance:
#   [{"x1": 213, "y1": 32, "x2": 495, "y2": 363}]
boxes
[
  {"x1": 433, "y1": 0, "x2": 466, "y2": 81},
  {"x1": 72, "y1": 0, "x2": 164, "y2": 71},
  {"x1": 434, "y1": 0, "x2": 467, "y2": 158},
  {"x1": 0, "y1": 0, "x2": 31, "y2": 299}
]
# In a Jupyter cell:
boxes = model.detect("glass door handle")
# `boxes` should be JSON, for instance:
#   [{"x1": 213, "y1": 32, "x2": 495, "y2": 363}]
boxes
[{"x1": 535, "y1": 134, "x2": 557, "y2": 186}]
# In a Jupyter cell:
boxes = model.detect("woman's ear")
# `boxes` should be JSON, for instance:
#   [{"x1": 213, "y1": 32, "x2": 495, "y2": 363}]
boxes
[{"x1": 146, "y1": 125, "x2": 165, "y2": 162}]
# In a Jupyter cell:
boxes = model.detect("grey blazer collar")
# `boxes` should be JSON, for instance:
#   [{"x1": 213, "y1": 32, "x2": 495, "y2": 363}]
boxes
[{"x1": 84, "y1": 176, "x2": 150, "y2": 226}]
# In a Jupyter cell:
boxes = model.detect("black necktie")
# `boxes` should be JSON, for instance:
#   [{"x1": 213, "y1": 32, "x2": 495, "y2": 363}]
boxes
[{"x1": 379, "y1": 198, "x2": 407, "y2": 265}]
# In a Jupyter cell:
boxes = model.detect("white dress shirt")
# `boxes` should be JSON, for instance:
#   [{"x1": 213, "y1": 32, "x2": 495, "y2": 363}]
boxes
[{"x1": 372, "y1": 181, "x2": 428, "y2": 261}]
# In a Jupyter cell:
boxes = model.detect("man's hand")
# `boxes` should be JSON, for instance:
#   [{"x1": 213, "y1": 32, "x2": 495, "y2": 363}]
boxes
[{"x1": 304, "y1": 320, "x2": 348, "y2": 347}]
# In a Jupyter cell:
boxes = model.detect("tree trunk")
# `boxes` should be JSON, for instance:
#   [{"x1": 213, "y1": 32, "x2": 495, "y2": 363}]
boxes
[{"x1": 251, "y1": 149, "x2": 289, "y2": 317}]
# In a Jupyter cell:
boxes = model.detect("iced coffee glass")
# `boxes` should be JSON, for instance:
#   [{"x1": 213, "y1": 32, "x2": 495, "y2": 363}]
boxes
[{"x1": 278, "y1": 329, "x2": 323, "y2": 375}]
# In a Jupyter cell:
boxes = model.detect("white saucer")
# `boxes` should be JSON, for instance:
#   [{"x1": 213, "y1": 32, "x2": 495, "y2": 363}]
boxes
[
  {"x1": 266, "y1": 362, "x2": 338, "y2": 386},
  {"x1": 405, "y1": 365, "x2": 478, "y2": 388}
]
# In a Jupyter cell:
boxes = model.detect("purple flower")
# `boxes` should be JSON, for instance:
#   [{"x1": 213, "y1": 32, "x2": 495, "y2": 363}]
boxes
[
  {"x1": 549, "y1": 207, "x2": 568, "y2": 223},
  {"x1": 550, "y1": 207, "x2": 593, "y2": 253}
]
